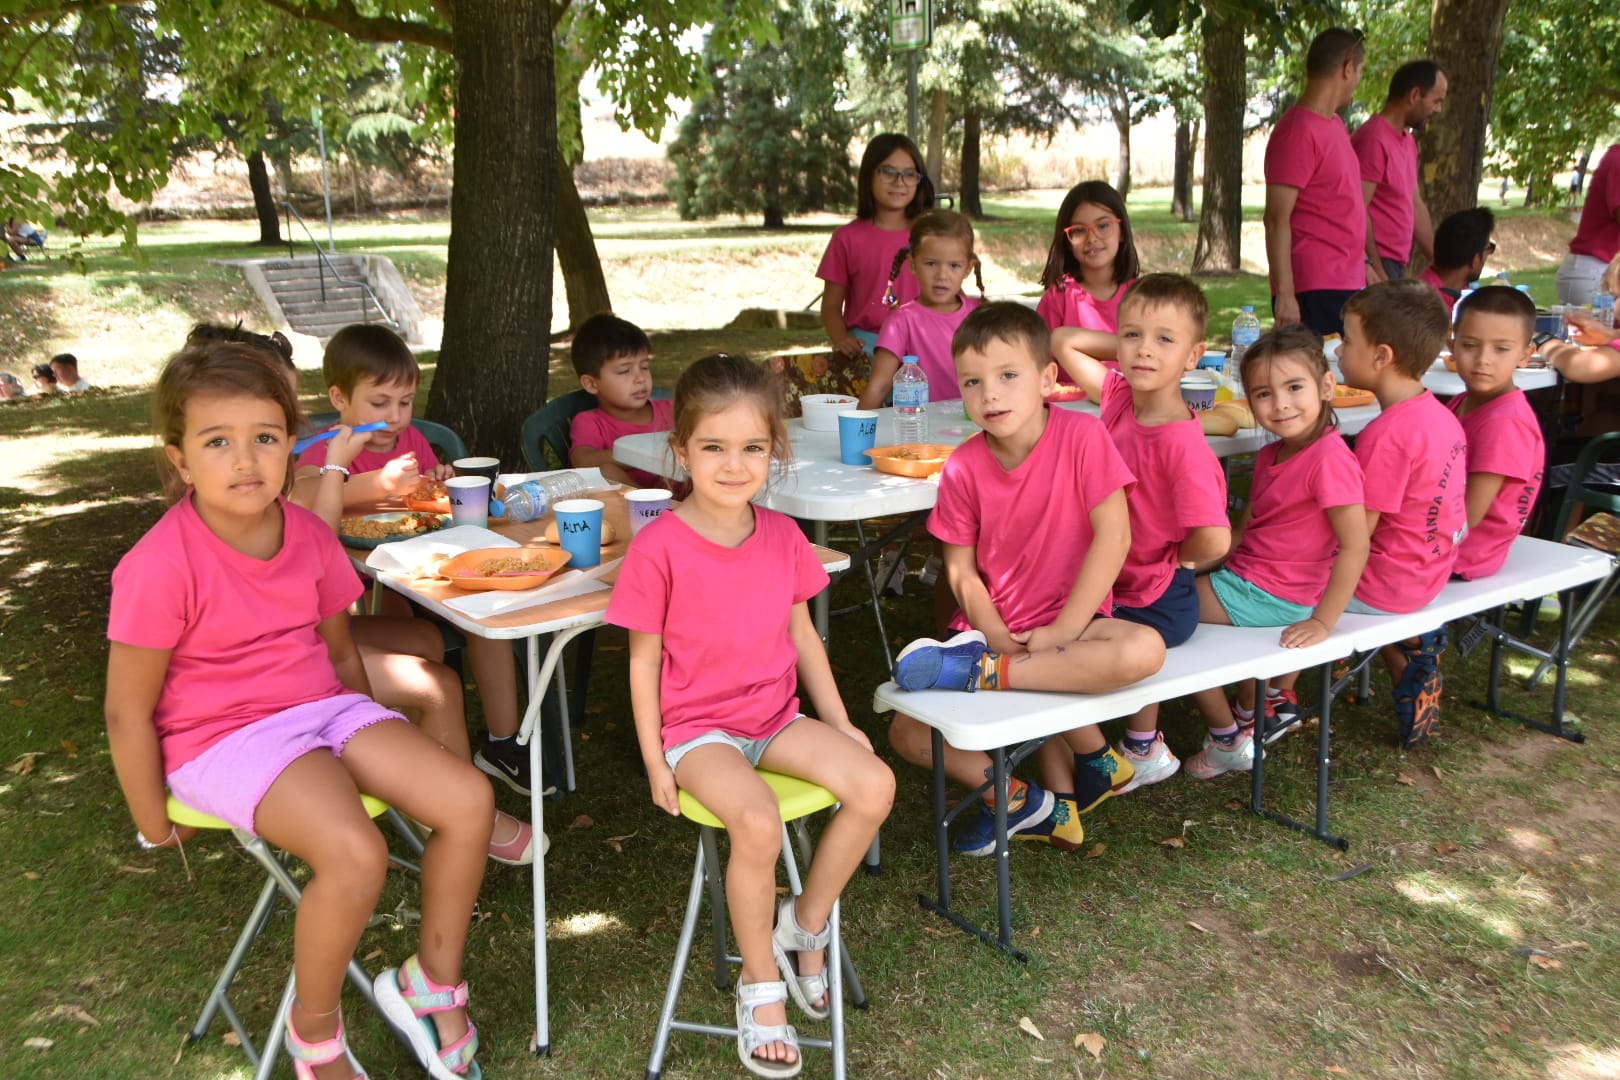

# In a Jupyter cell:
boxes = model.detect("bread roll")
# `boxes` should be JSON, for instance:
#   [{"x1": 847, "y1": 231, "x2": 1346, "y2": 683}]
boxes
[
  {"x1": 543, "y1": 518, "x2": 617, "y2": 545},
  {"x1": 1199, "y1": 410, "x2": 1240, "y2": 436},
  {"x1": 1212, "y1": 401, "x2": 1254, "y2": 428}
]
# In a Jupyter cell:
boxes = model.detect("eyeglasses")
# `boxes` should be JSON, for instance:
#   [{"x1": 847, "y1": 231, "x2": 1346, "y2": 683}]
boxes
[
  {"x1": 876, "y1": 166, "x2": 923, "y2": 186},
  {"x1": 1063, "y1": 218, "x2": 1121, "y2": 243},
  {"x1": 1485, "y1": 240, "x2": 1497, "y2": 256}
]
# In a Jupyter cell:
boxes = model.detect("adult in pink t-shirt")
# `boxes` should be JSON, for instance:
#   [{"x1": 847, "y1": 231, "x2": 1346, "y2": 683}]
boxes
[
  {"x1": 605, "y1": 507, "x2": 828, "y2": 752},
  {"x1": 1353, "y1": 391, "x2": 1469, "y2": 612},
  {"x1": 1558, "y1": 143, "x2": 1620, "y2": 305},
  {"x1": 1351, "y1": 61, "x2": 1448, "y2": 278},
  {"x1": 295, "y1": 421, "x2": 440, "y2": 476},
  {"x1": 1097, "y1": 370, "x2": 1228, "y2": 608},
  {"x1": 108, "y1": 496, "x2": 362, "y2": 773},
  {"x1": 1224, "y1": 430, "x2": 1365, "y2": 606},
  {"x1": 1419, "y1": 265, "x2": 1458, "y2": 315},
  {"x1": 1035, "y1": 276, "x2": 1136, "y2": 335},
  {"x1": 1449, "y1": 389, "x2": 1544, "y2": 580},
  {"x1": 929, "y1": 407, "x2": 1135, "y2": 633},
  {"x1": 872, "y1": 296, "x2": 981, "y2": 399},
  {"x1": 816, "y1": 219, "x2": 919, "y2": 337},
  {"x1": 570, "y1": 398, "x2": 675, "y2": 488}
]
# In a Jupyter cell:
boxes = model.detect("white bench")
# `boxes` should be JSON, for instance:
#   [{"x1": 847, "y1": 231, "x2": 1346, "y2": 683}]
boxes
[{"x1": 869, "y1": 536, "x2": 1614, "y2": 959}]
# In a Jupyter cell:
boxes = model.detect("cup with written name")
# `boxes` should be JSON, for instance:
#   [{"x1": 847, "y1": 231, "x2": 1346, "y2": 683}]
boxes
[
  {"x1": 624, "y1": 488, "x2": 673, "y2": 535},
  {"x1": 446, "y1": 476, "x2": 492, "y2": 529},
  {"x1": 837, "y1": 410, "x2": 880, "y2": 466},
  {"x1": 552, "y1": 498, "x2": 605, "y2": 567},
  {"x1": 453, "y1": 456, "x2": 501, "y2": 483}
]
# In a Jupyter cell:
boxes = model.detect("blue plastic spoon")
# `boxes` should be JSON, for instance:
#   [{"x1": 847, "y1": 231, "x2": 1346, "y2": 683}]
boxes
[{"x1": 293, "y1": 421, "x2": 388, "y2": 455}]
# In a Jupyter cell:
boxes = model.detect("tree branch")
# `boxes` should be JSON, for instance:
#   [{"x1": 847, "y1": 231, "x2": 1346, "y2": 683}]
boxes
[
  {"x1": 254, "y1": 0, "x2": 454, "y2": 52},
  {"x1": 1598, "y1": 84, "x2": 1620, "y2": 105}
]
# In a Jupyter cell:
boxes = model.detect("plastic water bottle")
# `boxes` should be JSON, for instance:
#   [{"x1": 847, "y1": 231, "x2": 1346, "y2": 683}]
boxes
[
  {"x1": 1593, "y1": 293, "x2": 1617, "y2": 331},
  {"x1": 893, "y1": 355, "x2": 929, "y2": 444},
  {"x1": 491, "y1": 472, "x2": 589, "y2": 522},
  {"x1": 1231, "y1": 306, "x2": 1261, "y2": 370}
]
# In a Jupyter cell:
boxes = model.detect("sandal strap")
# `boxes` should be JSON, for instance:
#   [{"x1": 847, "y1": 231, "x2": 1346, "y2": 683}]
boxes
[
  {"x1": 434, "y1": 1019, "x2": 480, "y2": 1076},
  {"x1": 286, "y1": 1011, "x2": 352, "y2": 1066},
  {"x1": 776, "y1": 898, "x2": 831, "y2": 953},
  {"x1": 396, "y1": 954, "x2": 471, "y2": 1017},
  {"x1": 737, "y1": 979, "x2": 788, "y2": 1007},
  {"x1": 739, "y1": 1020, "x2": 800, "y2": 1058},
  {"x1": 736, "y1": 981, "x2": 798, "y2": 1057}
]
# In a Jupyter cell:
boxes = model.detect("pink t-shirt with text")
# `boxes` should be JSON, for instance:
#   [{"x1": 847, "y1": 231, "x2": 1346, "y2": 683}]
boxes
[
  {"x1": 929, "y1": 407, "x2": 1135, "y2": 634},
  {"x1": 606, "y1": 508, "x2": 829, "y2": 752},
  {"x1": 1224, "y1": 431, "x2": 1365, "y2": 607},
  {"x1": 1036, "y1": 276, "x2": 1134, "y2": 334},
  {"x1": 296, "y1": 422, "x2": 440, "y2": 476},
  {"x1": 1351, "y1": 114, "x2": 1419, "y2": 264},
  {"x1": 570, "y1": 398, "x2": 675, "y2": 488},
  {"x1": 1354, "y1": 391, "x2": 1469, "y2": 612},
  {"x1": 107, "y1": 497, "x2": 363, "y2": 774},
  {"x1": 1264, "y1": 106, "x2": 1367, "y2": 293},
  {"x1": 816, "y1": 219, "x2": 919, "y2": 335},
  {"x1": 1449, "y1": 389, "x2": 1544, "y2": 580},
  {"x1": 873, "y1": 297, "x2": 981, "y2": 399},
  {"x1": 1570, "y1": 144, "x2": 1620, "y2": 263},
  {"x1": 1098, "y1": 370, "x2": 1229, "y2": 608}
]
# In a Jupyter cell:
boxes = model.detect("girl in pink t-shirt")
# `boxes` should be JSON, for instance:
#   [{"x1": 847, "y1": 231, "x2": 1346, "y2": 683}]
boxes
[
  {"x1": 106, "y1": 341, "x2": 492, "y2": 1080},
  {"x1": 1187, "y1": 325, "x2": 1370, "y2": 779},
  {"x1": 608, "y1": 355, "x2": 892, "y2": 1077},
  {"x1": 817, "y1": 133, "x2": 934, "y2": 361},
  {"x1": 1035, "y1": 181, "x2": 1141, "y2": 368},
  {"x1": 859, "y1": 210, "x2": 985, "y2": 408}
]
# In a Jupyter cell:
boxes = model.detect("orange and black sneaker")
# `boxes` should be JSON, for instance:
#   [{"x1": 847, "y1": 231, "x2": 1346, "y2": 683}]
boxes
[{"x1": 1394, "y1": 629, "x2": 1447, "y2": 748}]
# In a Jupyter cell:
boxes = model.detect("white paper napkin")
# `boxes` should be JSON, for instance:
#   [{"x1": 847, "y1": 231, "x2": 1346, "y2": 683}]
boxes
[
  {"x1": 443, "y1": 557, "x2": 623, "y2": 618},
  {"x1": 363, "y1": 525, "x2": 518, "y2": 574}
]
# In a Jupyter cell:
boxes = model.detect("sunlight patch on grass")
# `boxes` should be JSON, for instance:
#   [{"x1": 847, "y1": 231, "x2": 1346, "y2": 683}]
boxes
[
  {"x1": 1546, "y1": 1042, "x2": 1620, "y2": 1080},
  {"x1": 549, "y1": 910, "x2": 626, "y2": 940},
  {"x1": 1393, "y1": 869, "x2": 1550, "y2": 940}
]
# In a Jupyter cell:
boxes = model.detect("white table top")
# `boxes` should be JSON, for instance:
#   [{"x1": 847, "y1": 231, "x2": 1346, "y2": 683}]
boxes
[{"x1": 1321, "y1": 339, "x2": 1559, "y2": 397}]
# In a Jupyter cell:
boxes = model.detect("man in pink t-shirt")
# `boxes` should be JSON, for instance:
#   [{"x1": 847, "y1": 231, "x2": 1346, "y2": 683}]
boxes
[
  {"x1": 1263, "y1": 27, "x2": 1368, "y2": 336},
  {"x1": 1557, "y1": 143, "x2": 1620, "y2": 305},
  {"x1": 1423, "y1": 206, "x2": 1495, "y2": 315},
  {"x1": 1352, "y1": 60, "x2": 1447, "y2": 280}
]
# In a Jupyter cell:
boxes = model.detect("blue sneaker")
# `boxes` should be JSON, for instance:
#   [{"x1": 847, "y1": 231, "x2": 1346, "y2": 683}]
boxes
[
  {"x1": 951, "y1": 781, "x2": 1056, "y2": 856},
  {"x1": 893, "y1": 630, "x2": 988, "y2": 692}
]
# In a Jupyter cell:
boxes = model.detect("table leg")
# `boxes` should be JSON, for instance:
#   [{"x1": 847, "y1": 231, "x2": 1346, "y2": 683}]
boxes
[{"x1": 813, "y1": 521, "x2": 831, "y2": 644}]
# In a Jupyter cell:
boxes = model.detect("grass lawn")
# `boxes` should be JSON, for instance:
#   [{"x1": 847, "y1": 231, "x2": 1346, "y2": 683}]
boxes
[{"x1": 2, "y1": 197, "x2": 1616, "y2": 1078}]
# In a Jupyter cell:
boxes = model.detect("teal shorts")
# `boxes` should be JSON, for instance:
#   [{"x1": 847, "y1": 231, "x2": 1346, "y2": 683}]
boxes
[
  {"x1": 1344, "y1": 595, "x2": 1397, "y2": 616},
  {"x1": 1208, "y1": 568, "x2": 1314, "y2": 627}
]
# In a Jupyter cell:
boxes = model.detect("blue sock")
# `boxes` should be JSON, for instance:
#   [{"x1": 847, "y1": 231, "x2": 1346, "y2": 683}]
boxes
[{"x1": 1210, "y1": 723, "x2": 1240, "y2": 747}]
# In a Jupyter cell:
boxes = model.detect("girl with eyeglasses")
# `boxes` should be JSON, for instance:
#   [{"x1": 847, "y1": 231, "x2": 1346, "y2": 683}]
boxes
[
  {"x1": 816, "y1": 133, "x2": 935, "y2": 365},
  {"x1": 1037, "y1": 181, "x2": 1141, "y2": 369}
]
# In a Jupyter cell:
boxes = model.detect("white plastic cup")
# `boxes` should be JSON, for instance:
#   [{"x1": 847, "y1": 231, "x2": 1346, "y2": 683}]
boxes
[
  {"x1": 625, "y1": 488, "x2": 673, "y2": 535},
  {"x1": 446, "y1": 476, "x2": 492, "y2": 529}
]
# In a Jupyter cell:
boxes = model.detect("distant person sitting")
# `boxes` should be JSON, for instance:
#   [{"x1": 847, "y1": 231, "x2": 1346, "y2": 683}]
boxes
[
  {"x1": 30, "y1": 363, "x2": 57, "y2": 394},
  {"x1": 0, "y1": 372, "x2": 23, "y2": 400},
  {"x1": 5, "y1": 218, "x2": 45, "y2": 260},
  {"x1": 566, "y1": 312, "x2": 672, "y2": 488},
  {"x1": 1419, "y1": 207, "x2": 1494, "y2": 316},
  {"x1": 50, "y1": 353, "x2": 91, "y2": 392}
]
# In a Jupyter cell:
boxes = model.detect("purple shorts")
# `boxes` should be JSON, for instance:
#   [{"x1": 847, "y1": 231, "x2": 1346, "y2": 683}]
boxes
[{"x1": 166, "y1": 693, "x2": 403, "y2": 834}]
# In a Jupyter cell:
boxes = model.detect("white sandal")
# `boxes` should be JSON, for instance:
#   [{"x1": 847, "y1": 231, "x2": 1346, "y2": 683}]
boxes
[
  {"x1": 735, "y1": 980, "x2": 801, "y2": 1078},
  {"x1": 770, "y1": 896, "x2": 831, "y2": 1021}
]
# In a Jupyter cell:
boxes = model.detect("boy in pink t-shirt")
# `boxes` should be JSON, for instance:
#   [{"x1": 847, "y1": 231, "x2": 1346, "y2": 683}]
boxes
[
  {"x1": 1448, "y1": 287, "x2": 1544, "y2": 580},
  {"x1": 565, "y1": 313, "x2": 674, "y2": 488},
  {"x1": 1052, "y1": 274, "x2": 1230, "y2": 791},
  {"x1": 1338, "y1": 280, "x2": 1469, "y2": 747},
  {"x1": 889, "y1": 303, "x2": 1166, "y2": 855}
]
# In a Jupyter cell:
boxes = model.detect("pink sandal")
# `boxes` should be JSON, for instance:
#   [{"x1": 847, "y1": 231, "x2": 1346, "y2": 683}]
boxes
[
  {"x1": 373, "y1": 954, "x2": 481, "y2": 1079},
  {"x1": 286, "y1": 1006, "x2": 367, "y2": 1080}
]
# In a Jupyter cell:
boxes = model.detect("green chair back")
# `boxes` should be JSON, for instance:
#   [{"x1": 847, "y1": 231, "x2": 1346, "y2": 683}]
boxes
[
  {"x1": 520, "y1": 390, "x2": 597, "y2": 471},
  {"x1": 1553, "y1": 432, "x2": 1620, "y2": 539}
]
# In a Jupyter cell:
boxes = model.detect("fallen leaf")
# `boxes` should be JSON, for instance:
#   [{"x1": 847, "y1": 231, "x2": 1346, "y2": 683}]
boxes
[
  {"x1": 117, "y1": 864, "x2": 156, "y2": 874},
  {"x1": 1555, "y1": 941, "x2": 1590, "y2": 951},
  {"x1": 568, "y1": 814, "x2": 594, "y2": 830},
  {"x1": 1224, "y1": 798, "x2": 1244, "y2": 810},
  {"x1": 1434, "y1": 840, "x2": 1460, "y2": 854},
  {"x1": 1084, "y1": 842, "x2": 1107, "y2": 859},
  {"x1": 72, "y1": 695, "x2": 93, "y2": 703},
  {"x1": 1030, "y1": 926, "x2": 1040, "y2": 938},
  {"x1": 1017, "y1": 1016, "x2": 1043, "y2": 1041},
  {"x1": 584, "y1": 703, "x2": 607, "y2": 716},
  {"x1": 7, "y1": 752, "x2": 39, "y2": 774},
  {"x1": 24, "y1": 872, "x2": 39, "y2": 880},
  {"x1": 1156, "y1": 836, "x2": 1185, "y2": 849},
  {"x1": 1431, "y1": 765, "x2": 1444, "y2": 779},
  {"x1": 1326, "y1": 1068, "x2": 1348, "y2": 1075},
  {"x1": 1529, "y1": 955, "x2": 1562, "y2": 970},
  {"x1": 45, "y1": 1005, "x2": 99, "y2": 1026},
  {"x1": 1182, "y1": 819, "x2": 1198, "y2": 834},
  {"x1": 1394, "y1": 772, "x2": 1418, "y2": 787},
  {"x1": 1187, "y1": 920, "x2": 1210, "y2": 934},
  {"x1": 363, "y1": 948, "x2": 383, "y2": 962},
  {"x1": 221, "y1": 1031, "x2": 241, "y2": 1047},
  {"x1": 23, "y1": 1037, "x2": 53, "y2": 1051},
  {"x1": 603, "y1": 830, "x2": 637, "y2": 854},
  {"x1": 1074, "y1": 1032, "x2": 1105, "y2": 1058},
  {"x1": 60, "y1": 740, "x2": 77, "y2": 757},
  {"x1": 8, "y1": 699, "x2": 27, "y2": 709}
]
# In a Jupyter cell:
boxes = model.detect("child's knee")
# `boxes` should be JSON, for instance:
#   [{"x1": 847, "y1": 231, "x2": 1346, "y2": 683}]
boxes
[
  {"x1": 724, "y1": 797, "x2": 784, "y2": 857},
  {"x1": 846, "y1": 756, "x2": 896, "y2": 819},
  {"x1": 316, "y1": 821, "x2": 390, "y2": 894},
  {"x1": 1117, "y1": 624, "x2": 1167, "y2": 681}
]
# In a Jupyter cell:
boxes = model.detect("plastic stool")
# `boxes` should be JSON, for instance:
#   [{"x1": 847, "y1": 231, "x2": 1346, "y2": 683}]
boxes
[
  {"x1": 646, "y1": 770, "x2": 867, "y2": 1079},
  {"x1": 169, "y1": 793, "x2": 423, "y2": 1079}
]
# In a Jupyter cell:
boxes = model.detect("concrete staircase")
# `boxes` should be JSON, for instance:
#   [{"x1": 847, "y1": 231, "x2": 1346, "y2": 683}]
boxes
[{"x1": 239, "y1": 254, "x2": 425, "y2": 345}]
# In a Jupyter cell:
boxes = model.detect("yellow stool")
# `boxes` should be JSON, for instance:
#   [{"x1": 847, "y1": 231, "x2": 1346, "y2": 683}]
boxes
[
  {"x1": 169, "y1": 794, "x2": 422, "y2": 1080},
  {"x1": 646, "y1": 770, "x2": 867, "y2": 1079}
]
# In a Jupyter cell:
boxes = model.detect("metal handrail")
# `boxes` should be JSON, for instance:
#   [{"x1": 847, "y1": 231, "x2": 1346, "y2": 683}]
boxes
[{"x1": 277, "y1": 201, "x2": 393, "y2": 327}]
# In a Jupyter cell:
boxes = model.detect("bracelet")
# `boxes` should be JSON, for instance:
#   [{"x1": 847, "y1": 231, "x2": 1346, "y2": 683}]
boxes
[{"x1": 319, "y1": 464, "x2": 351, "y2": 480}]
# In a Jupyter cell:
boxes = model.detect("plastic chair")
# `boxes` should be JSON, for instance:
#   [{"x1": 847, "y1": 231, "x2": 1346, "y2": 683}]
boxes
[
  {"x1": 521, "y1": 389, "x2": 597, "y2": 471},
  {"x1": 646, "y1": 770, "x2": 867, "y2": 1080},
  {"x1": 305, "y1": 412, "x2": 469, "y2": 464},
  {"x1": 169, "y1": 793, "x2": 423, "y2": 1078}
]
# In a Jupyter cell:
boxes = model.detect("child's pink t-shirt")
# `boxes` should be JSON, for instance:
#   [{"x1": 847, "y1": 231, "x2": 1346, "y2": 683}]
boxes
[
  {"x1": 107, "y1": 497, "x2": 362, "y2": 774},
  {"x1": 295, "y1": 423, "x2": 441, "y2": 475},
  {"x1": 1449, "y1": 389, "x2": 1545, "y2": 580},
  {"x1": 606, "y1": 507, "x2": 829, "y2": 752},
  {"x1": 570, "y1": 398, "x2": 675, "y2": 488},
  {"x1": 1263, "y1": 106, "x2": 1367, "y2": 293},
  {"x1": 1224, "y1": 431, "x2": 1365, "y2": 606},
  {"x1": 1098, "y1": 370, "x2": 1229, "y2": 608},
  {"x1": 929, "y1": 407, "x2": 1135, "y2": 634},
  {"x1": 1419, "y1": 266, "x2": 1458, "y2": 315},
  {"x1": 1035, "y1": 276, "x2": 1135, "y2": 334},
  {"x1": 1354, "y1": 391, "x2": 1469, "y2": 612},
  {"x1": 816, "y1": 219, "x2": 919, "y2": 335},
  {"x1": 1351, "y1": 114, "x2": 1418, "y2": 264},
  {"x1": 873, "y1": 297, "x2": 981, "y2": 399}
]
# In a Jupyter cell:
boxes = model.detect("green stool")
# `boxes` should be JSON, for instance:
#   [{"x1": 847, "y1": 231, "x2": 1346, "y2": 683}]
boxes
[
  {"x1": 646, "y1": 770, "x2": 867, "y2": 1079},
  {"x1": 169, "y1": 793, "x2": 422, "y2": 1080}
]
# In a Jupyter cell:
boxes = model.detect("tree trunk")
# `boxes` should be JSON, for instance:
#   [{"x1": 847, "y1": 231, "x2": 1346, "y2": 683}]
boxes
[
  {"x1": 1419, "y1": 0, "x2": 1510, "y2": 223},
  {"x1": 1192, "y1": 10, "x2": 1244, "y2": 274},
  {"x1": 926, "y1": 88, "x2": 948, "y2": 190},
  {"x1": 430, "y1": 0, "x2": 556, "y2": 464},
  {"x1": 1172, "y1": 116, "x2": 1195, "y2": 222},
  {"x1": 553, "y1": 154, "x2": 612, "y2": 328},
  {"x1": 248, "y1": 150, "x2": 281, "y2": 246},
  {"x1": 960, "y1": 109, "x2": 983, "y2": 218},
  {"x1": 763, "y1": 204, "x2": 786, "y2": 229},
  {"x1": 1114, "y1": 97, "x2": 1132, "y2": 199}
]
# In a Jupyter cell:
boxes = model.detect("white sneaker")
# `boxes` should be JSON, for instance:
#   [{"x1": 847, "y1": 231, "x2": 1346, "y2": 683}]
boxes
[
  {"x1": 1184, "y1": 730, "x2": 1261, "y2": 780},
  {"x1": 1114, "y1": 734, "x2": 1180, "y2": 794}
]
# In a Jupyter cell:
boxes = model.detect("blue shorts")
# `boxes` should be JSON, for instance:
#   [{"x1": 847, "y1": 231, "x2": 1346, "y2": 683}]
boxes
[
  {"x1": 1207, "y1": 568, "x2": 1314, "y2": 627},
  {"x1": 1113, "y1": 567, "x2": 1199, "y2": 647},
  {"x1": 1345, "y1": 595, "x2": 1397, "y2": 616}
]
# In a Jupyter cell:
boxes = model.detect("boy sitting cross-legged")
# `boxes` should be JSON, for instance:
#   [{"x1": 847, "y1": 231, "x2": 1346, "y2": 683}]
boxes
[{"x1": 889, "y1": 302, "x2": 1168, "y2": 856}]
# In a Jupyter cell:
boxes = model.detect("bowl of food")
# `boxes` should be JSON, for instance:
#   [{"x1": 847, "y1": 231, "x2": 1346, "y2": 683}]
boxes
[
  {"x1": 1044, "y1": 383, "x2": 1088, "y2": 403},
  {"x1": 800, "y1": 393, "x2": 859, "y2": 432},
  {"x1": 865, "y1": 444, "x2": 954, "y2": 478},
  {"x1": 338, "y1": 512, "x2": 450, "y2": 550},
  {"x1": 437, "y1": 547, "x2": 573, "y2": 591},
  {"x1": 1332, "y1": 385, "x2": 1376, "y2": 408},
  {"x1": 404, "y1": 479, "x2": 452, "y2": 514},
  {"x1": 1179, "y1": 373, "x2": 1219, "y2": 411}
]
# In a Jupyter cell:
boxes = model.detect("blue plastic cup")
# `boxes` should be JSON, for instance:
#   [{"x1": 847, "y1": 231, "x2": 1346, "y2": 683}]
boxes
[
  {"x1": 446, "y1": 476, "x2": 491, "y2": 529},
  {"x1": 553, "y1": 498, "x2": 605, "y2": 568},
  {"x1": 838, "y1": 410, "x2": 880, "y2": 466}
]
